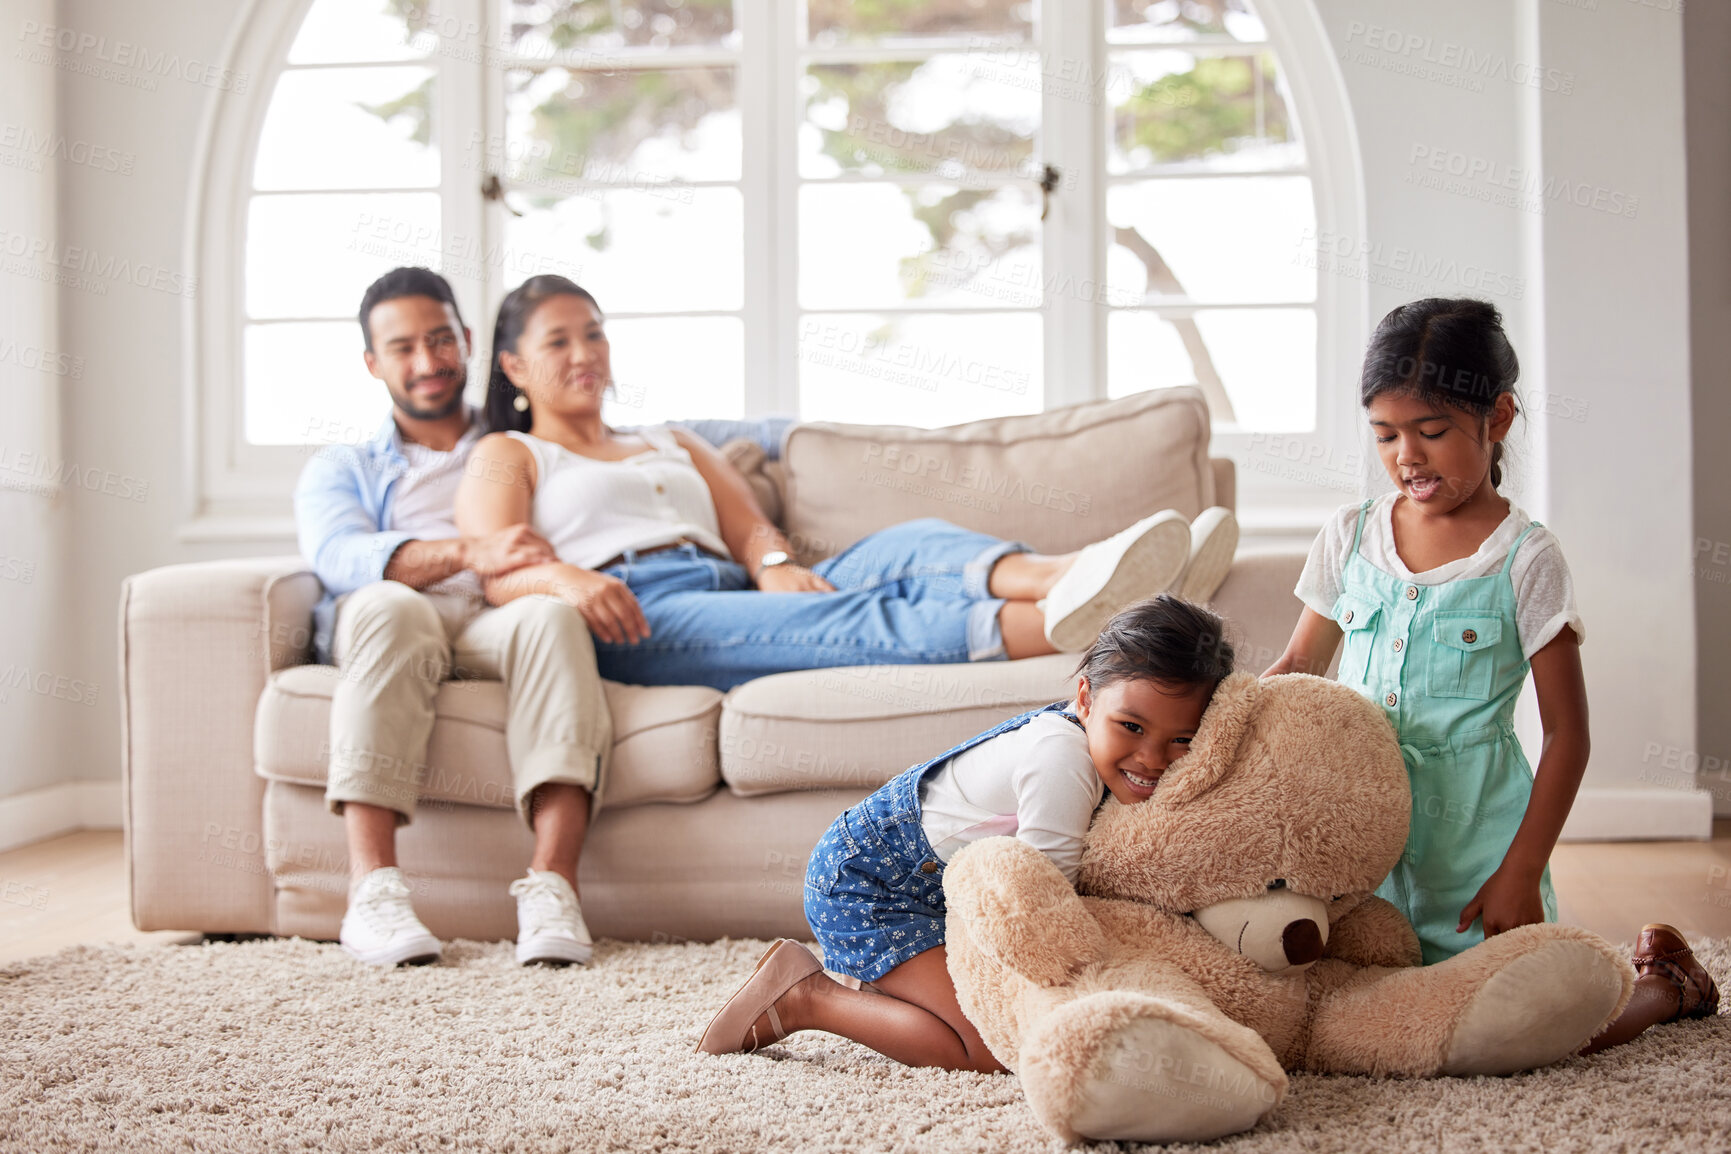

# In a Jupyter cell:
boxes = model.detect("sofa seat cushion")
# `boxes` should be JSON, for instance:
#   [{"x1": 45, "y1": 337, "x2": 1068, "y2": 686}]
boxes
[
  {"x1": 255, "y1": 665, "x2": 722, "y2": 811},
  {"x1": 719, "y1": 654, "x2": 1078, "y2": 797},
  {"x1": 780, "y1": 387, "x2": 1215, "y2": 561}
]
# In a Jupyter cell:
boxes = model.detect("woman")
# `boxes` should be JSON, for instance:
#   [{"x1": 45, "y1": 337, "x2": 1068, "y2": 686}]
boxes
[{"x1": 454, "y1": 275, "x2": 1238, "y2": 693}]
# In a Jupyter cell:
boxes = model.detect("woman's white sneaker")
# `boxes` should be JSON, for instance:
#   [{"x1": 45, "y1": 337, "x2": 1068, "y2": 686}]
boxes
[
  {"x1": 1173, "y1": 506, "x2": 1239, "y2": 603},
  {"x1": 1042, "y1": 511, "x2": 1191, "y2": 652},
  {"x1": 510, "y1": 870, "x2": 594, "y2": 966},
  {"x1": 340, "y1": 867, "x2": 442, "y2": 967}
]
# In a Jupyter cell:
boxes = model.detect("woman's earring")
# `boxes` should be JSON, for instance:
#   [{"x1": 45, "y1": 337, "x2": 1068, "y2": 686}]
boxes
[{"x1": 512, "y1": 389, "x2": 529, "y2": 412}]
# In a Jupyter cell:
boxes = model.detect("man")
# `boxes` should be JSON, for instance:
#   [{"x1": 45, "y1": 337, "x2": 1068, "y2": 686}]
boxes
[{"x1": 295, "y1": 267, "x2": 608, "y2": 967}]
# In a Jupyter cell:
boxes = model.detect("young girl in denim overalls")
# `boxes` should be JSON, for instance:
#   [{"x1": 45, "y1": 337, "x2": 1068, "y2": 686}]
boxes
[
  {"x1": 1267, "y1": 298, "x2": 1716, "y2": 1047},
  {"x1": 697, "y1": 596, "x2": 1234, "y2": 1071}
]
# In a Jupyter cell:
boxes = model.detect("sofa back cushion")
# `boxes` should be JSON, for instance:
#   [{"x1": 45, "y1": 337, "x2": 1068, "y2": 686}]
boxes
[{"x1": 777, "y1": 387, "x2": 1216, "y2": 561}]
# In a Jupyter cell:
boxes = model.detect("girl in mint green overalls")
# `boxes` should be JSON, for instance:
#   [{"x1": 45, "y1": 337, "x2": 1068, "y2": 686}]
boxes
[
  {"x1": 1266, "y1": 298, "x2": 1587, "y2": 966},
  {"x1": 1269, "y1": 300, "x2": 1718, "y2": 1057}
]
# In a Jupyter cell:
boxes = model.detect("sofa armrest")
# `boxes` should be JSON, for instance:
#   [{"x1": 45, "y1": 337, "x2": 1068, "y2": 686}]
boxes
[
  {"x1": 120, "y1": 556, "x2": 315, "y2": 934},
  {"x1": 1208, "y1": 547, "x2": 1313, "y2": 676}
]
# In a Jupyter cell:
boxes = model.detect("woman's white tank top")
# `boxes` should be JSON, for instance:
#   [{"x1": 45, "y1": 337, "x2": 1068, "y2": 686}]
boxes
[{"x1": 505, "y1": 426, "x2": 731, "y2": 569}]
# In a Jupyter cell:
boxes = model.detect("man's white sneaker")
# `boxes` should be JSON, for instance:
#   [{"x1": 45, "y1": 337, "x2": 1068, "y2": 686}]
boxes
[
  {"x1": 510, "y1": 870, "x2": 594, "y2": 966},
  {"x1": 1173, "y1": 506, "x2": 1240, "y2": 603},
  {"x1": 1042, "y1": 511, "x2": 1191, "y2": 652},
  {"x1": 340, "y1": 867, "x2": 442, "y2": 967}
]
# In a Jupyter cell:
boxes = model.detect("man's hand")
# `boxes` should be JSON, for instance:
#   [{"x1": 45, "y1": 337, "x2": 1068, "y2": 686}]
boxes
[
  {"x1": 462, "y1": 524, "x2": 556, "y2": 579},
  {"x1": 756, "y1": 564, "x2": 836, "y2": 593}
]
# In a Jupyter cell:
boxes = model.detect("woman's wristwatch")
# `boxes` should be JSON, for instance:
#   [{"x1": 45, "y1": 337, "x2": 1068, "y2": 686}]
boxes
[{"x1": 753, "y1": 550, "x2": 791, "y2": 579}]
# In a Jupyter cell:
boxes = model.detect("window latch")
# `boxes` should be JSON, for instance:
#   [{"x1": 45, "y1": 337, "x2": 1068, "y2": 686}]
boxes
[
  {"x1": 1039, "y1": 163, "x2": 1061, "y2": 220},
  {"x1": 482, "y1": 173, "x2": 523, "y2": 218}
]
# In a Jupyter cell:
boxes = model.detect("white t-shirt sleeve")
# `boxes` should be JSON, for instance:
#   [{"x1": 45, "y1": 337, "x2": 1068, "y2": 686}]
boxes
[
  {"x1": 1006, "y1": 728, "x2": 1105, "y2": 886},
  {"x1": 1510, "y1": 530, "x2": 1586, "y2": 658},
  {"x1": 1294, "y1": 502, "x2": 1364, "y2": 619}
]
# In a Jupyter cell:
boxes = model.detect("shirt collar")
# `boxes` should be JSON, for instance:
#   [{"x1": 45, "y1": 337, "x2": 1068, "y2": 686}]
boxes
[{"x1": 371, "y1": 403, "x2": 481, "y2": 461}]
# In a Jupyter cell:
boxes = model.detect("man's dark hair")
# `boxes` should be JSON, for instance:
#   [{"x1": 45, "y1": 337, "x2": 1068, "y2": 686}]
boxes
[
  {"x1": 1074, "y1": 594, "x2": 1236, "y2": 696},
  {"x1": 358, "y1": 267, "x2": 466, "y2": 352}
]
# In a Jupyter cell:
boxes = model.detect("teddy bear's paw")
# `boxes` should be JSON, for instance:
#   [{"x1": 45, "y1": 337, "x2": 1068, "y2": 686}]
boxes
[
  {"x1": 1022, "y1": 995, "x2": 1284, "y2": 1144},
  {"x1": 1440, "y1": 936, "x2": 1628, "y2": 1076}
]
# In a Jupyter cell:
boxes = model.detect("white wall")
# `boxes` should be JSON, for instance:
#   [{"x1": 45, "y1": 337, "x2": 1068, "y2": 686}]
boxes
[
  {"x1": 0, "y1": 0, "x2": 73, "y2": 810},
  {"x1": 1, "y1": 0, "x2": 1713, "y2": 840}
]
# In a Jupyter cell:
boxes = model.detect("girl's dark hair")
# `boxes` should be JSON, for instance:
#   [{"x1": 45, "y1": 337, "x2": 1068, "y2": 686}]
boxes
[
  {"x1": 1359, "y1": 297, "x2": 1521, "y2": 487},
  {"x1": 1074, "y1": 594, "x2": 1236, "y2": 697},
  {"x1": 483, "y1": 274, "x2": 603, "y2": 433}
]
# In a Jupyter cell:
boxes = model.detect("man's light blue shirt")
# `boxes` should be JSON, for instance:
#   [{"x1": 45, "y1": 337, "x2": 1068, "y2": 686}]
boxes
[{"x1": 294, "y1": 407, "x2": 483, "y2": 661}]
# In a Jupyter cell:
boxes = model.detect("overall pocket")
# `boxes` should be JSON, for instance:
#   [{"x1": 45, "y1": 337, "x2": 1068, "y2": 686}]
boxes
[
  {"x1": 1424, "y1": 612, "x2": 1503, "y2": 700},
  {"x1": 1332, "y1": 595, "x2": 1382, "y2": 686}
]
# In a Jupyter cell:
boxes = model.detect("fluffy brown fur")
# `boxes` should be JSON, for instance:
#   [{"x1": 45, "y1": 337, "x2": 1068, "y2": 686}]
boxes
[{"x1": 944, "y1": 673, "x2": 1634, "y2": 1145}]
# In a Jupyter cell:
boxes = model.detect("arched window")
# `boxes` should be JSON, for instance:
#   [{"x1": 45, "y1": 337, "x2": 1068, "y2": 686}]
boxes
[{"x1": 186, "y1": 0, "x2": 1361, "y2": 535}]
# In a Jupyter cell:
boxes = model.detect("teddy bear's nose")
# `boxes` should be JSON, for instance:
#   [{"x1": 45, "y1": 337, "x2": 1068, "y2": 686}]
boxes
[{"x1": 1282, "y1": 918, "x2": 1325, "y2": 966}]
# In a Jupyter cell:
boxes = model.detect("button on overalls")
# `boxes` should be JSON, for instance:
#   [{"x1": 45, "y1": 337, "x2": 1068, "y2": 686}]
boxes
[{"x1": 1332, "y1": 500, "x2": 1558, "y2": 964}]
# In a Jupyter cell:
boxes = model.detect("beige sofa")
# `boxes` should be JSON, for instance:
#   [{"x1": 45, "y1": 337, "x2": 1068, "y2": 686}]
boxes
[{"x1": 120, "y1": 389, "x2": 1309, "y2": 944}]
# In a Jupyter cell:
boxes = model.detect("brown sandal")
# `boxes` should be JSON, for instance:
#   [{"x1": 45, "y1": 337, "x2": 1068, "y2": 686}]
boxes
[
  {"x1": 695, "y1": 939, "x2": 824, "y2": 1054},
  {"x1": 1632, "y1": 923, "x2": 1719, "y2": 1020}
]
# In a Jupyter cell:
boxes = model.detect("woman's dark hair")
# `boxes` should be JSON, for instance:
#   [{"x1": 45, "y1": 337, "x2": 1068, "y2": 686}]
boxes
[
  {"x1": 1074, "y1": 594, "x2": 1235, "y2": 697},
  {"x1": 483, "y1": 274, "x2": 603, "y2": 433},
  {"x1": 1359, "y1": 297, "x2": 1522, "y2": 487},
  {"x1": 358, "y1": 266, "x2": 466, "y2": 352}
]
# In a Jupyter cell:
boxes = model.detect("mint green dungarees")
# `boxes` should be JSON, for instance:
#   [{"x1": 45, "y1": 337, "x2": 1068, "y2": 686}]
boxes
[{"x1": 1332, "y1": 500, "x2": 1558, "y2": 964}]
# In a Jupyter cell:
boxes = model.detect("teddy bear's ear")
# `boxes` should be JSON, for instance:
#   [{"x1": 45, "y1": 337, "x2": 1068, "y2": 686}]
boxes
[{"x1": 1155, "y1": 670, "x2": 1259, "y2": 807}]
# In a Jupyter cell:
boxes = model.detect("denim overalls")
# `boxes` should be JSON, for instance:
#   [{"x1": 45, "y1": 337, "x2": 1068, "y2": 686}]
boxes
[
  {"x1": 803, "y1": 702, "x2": 1087, "y2": 982},
  {"x1": 1333, "y1": 499, "x2": 1558, "y2": 964}
]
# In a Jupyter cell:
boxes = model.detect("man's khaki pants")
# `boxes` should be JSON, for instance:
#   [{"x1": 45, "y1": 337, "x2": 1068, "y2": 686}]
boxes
[{"x1": 326, "y1": 581, "x2": 611, "y2": 826}]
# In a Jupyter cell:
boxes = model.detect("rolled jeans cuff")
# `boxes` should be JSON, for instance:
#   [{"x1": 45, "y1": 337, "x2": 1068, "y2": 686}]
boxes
[
  {"x1": 514, "y1": 745, "x2": 606, "y2": 827},
  {"x1": 966, "y1": 598, "x2": 1010, "y2": 662},
  {"x1": 961, "y1": 537, "x2": 1029, "y2": 601}
]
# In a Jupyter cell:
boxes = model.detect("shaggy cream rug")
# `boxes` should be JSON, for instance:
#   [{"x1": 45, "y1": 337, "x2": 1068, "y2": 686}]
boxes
[{"x1": 2, "y1": 935, "x2": 1728, "y2": 1153}]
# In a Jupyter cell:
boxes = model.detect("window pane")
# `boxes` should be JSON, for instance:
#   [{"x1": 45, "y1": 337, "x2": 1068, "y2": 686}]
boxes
[
  {"x1": 807, "y1": 0, "x2": 1033, "y2": 47},
  {"x1": 247, "y1": 193, "x2": 442, "y2": 319},
  {"x1": 801, "y1": 57, "x2": 1040, "y2": 181},
  {"x1": 1109, "y1": 0, "x2": 1266, "y2": 45},
  {"x1": 254, "y1": 67, "x2": 438, "y2": 190},
  {"x1": 504, "y1": 0, "x2": 739, "y2": 54},
  {"x1": 801, "y1": 184, "x2": 1041, "y2": 310},
  {"x1": 504, "y1": 188, "x2": 741, "y2": 310},
  {"x1": 1106, "y1": 176, "x2": 1314, "y2": 305},
  {"x1": 288, "y1": 0, "x2": 423, "y2": 64},
  {"x1": 1108, "y1": 51, "x2": 1298, "y2": 172},
  {"x1": 603, "y1": 317, "x2": 744, "y2": 426},
  {"x1": 246, "y1": 322, "x2": 399, "y2": 446},
  {"x1": 798, "y1": 312, "x2": 1041, "y2": 427},
  {"x1": 1107, "y1": 308, "x2": 1314, "y2": 432},
  {"x1": 502, "y1": 66, "x2": 739, "y2": 185}
]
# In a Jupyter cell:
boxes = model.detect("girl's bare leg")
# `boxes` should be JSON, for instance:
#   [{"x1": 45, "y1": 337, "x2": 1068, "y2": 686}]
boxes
[
  {"x1": 750, "y1": 947, "x2": 1005, "y2": 1073},
  {"x1": 1578, "y1": 974, "x2": 1683, "y2": 1055}
]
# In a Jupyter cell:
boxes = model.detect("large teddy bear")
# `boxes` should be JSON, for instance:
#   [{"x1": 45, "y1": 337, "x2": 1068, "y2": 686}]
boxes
[{"x1": 942, "y1": 672, "x2": 1633, "y2": 1145}]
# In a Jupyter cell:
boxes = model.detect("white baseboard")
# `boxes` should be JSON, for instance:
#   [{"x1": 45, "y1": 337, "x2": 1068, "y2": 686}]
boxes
[
  {"x1": 1559, "y1": 787, "x2": 1716, "y2": 842},
  {"x1": 0, "y1": 781, "x2": 123, "y2": 853}
]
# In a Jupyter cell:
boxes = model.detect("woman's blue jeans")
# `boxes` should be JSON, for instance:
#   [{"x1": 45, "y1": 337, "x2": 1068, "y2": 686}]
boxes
[{"x1": 591, "y1": 518, "x2": 1027, "y2": 690}]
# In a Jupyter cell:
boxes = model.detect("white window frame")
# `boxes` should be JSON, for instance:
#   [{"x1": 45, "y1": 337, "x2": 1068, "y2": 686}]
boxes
[{"x1": 183, "y1": 0, "x2": 1363, "y2": 542}]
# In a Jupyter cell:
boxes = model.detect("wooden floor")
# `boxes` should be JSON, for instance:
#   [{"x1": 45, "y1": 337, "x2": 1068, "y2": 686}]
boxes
[{"x1": 3, "y1": 824, "x2": 1730, "y2": 964}]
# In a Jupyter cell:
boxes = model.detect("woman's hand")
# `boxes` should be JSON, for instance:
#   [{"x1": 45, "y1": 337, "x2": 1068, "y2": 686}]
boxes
[
  {"x1": 554, "y1": 567, "x2": 651, "y2": 645},
  {"x1": 756, "y1": 564, "x2": 836, "y2": 593},
  {"x1": 1456, "y1": 861, "x2": 1547, "y2": 940}
]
